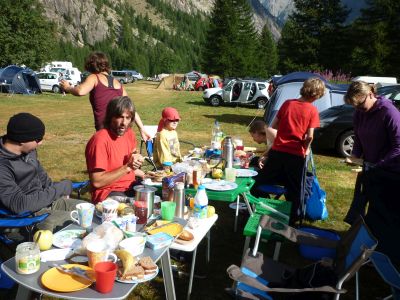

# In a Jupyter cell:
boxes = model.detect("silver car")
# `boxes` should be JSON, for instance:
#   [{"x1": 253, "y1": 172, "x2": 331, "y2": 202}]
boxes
[{"x1": 203, "y1": 79, "x2": 270, "y2": 109}]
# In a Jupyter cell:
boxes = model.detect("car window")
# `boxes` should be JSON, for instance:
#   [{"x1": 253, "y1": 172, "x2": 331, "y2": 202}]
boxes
[
  {"x1": 49, "y1": 74, "x2": 56, "y2": 79},
  {"x1": 244, "y1": 83, "x2": 251, "y2": 90},
  {"x1": 392, "y1": 91, "x2": 400, "y2": 101},
  {"x1": 258, "y1": 83, "x2": 266, "y2": 90},
  {"x1": 224, "y1": 81, "x2": 234, "y2": 92}
]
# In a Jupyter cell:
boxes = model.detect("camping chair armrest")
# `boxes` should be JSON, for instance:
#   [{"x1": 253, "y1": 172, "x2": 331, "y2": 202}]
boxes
[
  {"x1": 227, "y1": 265, "x2": 346, "y2": 294},
  {"x1": 0, "y1": 207, "x2": 33, "y2": 218},
  {"x1": 259, "y1": 215, "x2": 338, "y2": 248}
]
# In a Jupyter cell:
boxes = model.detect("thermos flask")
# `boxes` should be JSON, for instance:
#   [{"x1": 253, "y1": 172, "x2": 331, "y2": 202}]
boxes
[
  {"x1": 222, "y1": 136, "x2": 234, "y2": 169},
  {"x1": 173, "y1": 182, "x2": 185, "y2": 218}
]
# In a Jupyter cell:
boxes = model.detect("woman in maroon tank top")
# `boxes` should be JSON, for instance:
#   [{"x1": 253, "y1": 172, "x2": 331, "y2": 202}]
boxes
[{"x1": 60, "y1": 52, "x2": 150, "y2": 139}]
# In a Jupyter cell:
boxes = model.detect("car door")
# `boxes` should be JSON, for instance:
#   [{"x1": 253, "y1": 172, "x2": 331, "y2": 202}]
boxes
[
  {"x1": 222, "y1": 80, "x2": 234, "y2": 103},
  {"x1": 238, "y1": 82, "x2": 251, "y2": 103},
  {"x1": 38, "y1": 73, "x2": 52, "y2": 91}
]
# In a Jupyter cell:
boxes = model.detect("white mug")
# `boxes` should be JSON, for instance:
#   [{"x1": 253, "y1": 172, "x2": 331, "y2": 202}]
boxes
[
  {"x1": 101, "y1": 199, "x2": 119, "y2": 223},
  {"x1": 70, "y1": 203, "x2": 95, "y2": 228}
]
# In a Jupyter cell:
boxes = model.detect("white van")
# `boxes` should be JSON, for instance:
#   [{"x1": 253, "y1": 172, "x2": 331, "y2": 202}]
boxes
[
  {"x1": 352, "y1": 76, "x2": 397, "y2": 87},
  {"x1": 50, "y1": 67, "x2": 81, "y2": 86},
  {"x1": 51, "y1": 61, "x2": 73, "y2": 69}
]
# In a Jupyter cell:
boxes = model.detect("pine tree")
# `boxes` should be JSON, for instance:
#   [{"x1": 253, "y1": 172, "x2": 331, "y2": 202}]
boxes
[
  {"x1": 0, "y1": 0, "x2": 57, "y2": 69},
  {"x1": 349, "y1": 0, "x2": 400, "y2": 77},
  {"x1": 278, "y1": 0, "x2": 349, "y2": 73},
  {"x1": 257, "y1": 25, "x2": 278, "y2": 77},
  {"x1": 202, "y1": 0, "x2": 259, "y2": 77}
]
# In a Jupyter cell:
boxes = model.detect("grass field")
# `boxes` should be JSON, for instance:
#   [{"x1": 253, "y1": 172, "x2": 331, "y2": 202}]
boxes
[{"x1": 0, "y1": 82, "x2": 389, "y2": 299}]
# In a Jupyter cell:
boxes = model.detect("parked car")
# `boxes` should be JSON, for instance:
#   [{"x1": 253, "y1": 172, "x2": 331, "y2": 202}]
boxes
[
  {"x1": 263, "y1": 72, "x2": 348, "y2": 125},
  {"x1": 313, "y1": 105, "x2": 355, "y2": 157},
  {"x1": 185, "y1": 71, "x2": 206, "y2": 84},
  {"x1": 203, "y1": 79, "x2": 269, "y2": 109},
  {"x1": 49, "y1": 67, "x2": 81, "y2": 86},
  {"x1": 110, "y1": 71, "x2": 134, "y2": 84},
  {"x1": 36, "y1": 72, "x2": 73, "y2": 93},
  {"x1": 313, "y1": 85, "x2": 400, "y2": 157},
  {"x1": 122, "y1": 70, "x2": 143, "y2": 81},
  {"x1": 195, "y1": 77, "x2": 222, "y2": 91}
]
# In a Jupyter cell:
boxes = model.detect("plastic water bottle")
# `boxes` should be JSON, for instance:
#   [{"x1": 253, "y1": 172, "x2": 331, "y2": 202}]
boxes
[
  {"x1": 193, "y1": 185, "x2": 208, "y2": 219},
  {"x1": 211, "y1": 120, "x2": 223, "y2": 149}
]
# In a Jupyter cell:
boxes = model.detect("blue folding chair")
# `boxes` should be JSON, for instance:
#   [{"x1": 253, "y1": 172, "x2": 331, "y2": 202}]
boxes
[
  {"x1": 0, "y1": 207, "x2": 49, "y2": 290},
  {"x1": 72, "y1": 180, "x2": 90, "y2": 199},
  {"x1": 0, "y1": 207, "x2": 49, "y2": 245},
  {"x1": 227, "y1": 215, "x2": 378, "y2": 300},
  {"x1": 370, "y1": 251, "x2": 400, "y2": 300}
]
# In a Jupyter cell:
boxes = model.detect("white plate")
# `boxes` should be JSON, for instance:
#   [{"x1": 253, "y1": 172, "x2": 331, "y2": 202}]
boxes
[
  {"x1": 40, "y1": 248, "x2": 74, "y2": 262},
  {"x1": 203, "y1": 180, "x2": 238, "y2": 191},
  {"x1": 116, "y1": 266, "x2": 159, "y2": 284},
  {"x1": 236, "y1": 169, "x2": 258, "y2": 177},
  {"x1": 52, "y1": 229, "x2": 85, "y2": 249}
]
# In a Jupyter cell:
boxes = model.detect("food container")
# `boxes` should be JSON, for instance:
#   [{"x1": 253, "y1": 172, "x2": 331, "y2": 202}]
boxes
[
  {"x1": 119, "y1": 234, "x2": 147, "y2": 256},
  {"x1": 134, "y1": 185, "x2": 157, "y2": 218},
  {"x1": 15, "y1": 242, "x2": 40, "y2": 274},
  {"x1": 146, "y1": 232, "x2": 174, "y2": 250}
]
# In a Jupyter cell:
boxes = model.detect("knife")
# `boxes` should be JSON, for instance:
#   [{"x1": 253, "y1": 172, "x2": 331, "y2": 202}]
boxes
[{"x1": 53, "y1": 264, "x2": 95, "y2": 283}]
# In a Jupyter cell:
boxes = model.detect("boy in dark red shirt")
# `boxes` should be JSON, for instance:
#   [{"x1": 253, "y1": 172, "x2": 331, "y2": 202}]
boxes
[{"x1": 251, "y1": 78, "x2": 325, "y2": 223}]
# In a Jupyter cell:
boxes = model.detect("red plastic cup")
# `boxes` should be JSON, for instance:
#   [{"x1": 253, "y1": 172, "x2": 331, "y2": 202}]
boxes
[
  {"x1": 236, "y1": 145, "x2": 244, "y2": 151},
  {"x1": 94, "y1": 261, "x2": 118, "y2": 294}
]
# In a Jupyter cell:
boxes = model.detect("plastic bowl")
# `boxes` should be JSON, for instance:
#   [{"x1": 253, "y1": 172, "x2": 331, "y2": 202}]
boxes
[
  {"x1": 119, "y1": 234, "x2": 147, "y2": 256},
  {"x1": 298, "y1": 227, "x2": 340, "y2": 261}
]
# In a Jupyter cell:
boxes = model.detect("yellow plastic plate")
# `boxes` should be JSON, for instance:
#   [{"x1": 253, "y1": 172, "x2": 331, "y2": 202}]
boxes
[{"x1": 41, "y1": 264, "x2": 93, "y2": 292}]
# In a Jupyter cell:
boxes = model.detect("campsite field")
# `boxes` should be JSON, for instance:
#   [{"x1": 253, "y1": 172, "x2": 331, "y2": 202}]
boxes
[{"x1": 0, "y1": 81, "x2": 389, "y2": 299}]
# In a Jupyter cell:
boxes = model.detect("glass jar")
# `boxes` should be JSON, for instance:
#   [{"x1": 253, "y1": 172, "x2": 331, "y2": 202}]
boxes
[{"x1": 15, "y1": 242, "x2": 40, "y2": 274}]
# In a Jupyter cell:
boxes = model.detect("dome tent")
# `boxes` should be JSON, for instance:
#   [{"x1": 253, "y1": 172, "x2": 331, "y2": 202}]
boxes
[{"x1": 0, "y1": 65, "x2": 41, "y2": 94}]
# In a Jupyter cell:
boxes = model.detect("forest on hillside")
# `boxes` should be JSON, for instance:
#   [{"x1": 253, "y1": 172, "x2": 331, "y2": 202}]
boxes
[{"x1": 0, "y1": 0, "x2": 399, "y2": 79}]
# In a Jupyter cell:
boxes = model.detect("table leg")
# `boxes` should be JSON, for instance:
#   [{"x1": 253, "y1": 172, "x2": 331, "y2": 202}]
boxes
[
  {"x1": 161, "y1": 249, "x2": 176, "y2": 300},
  {"x1": 16, "y1": 285, "x2": 33, "y2": 300},
  {"x1": 234, "y1": 195, "x2": 240, "y2": 232},
  {"x1": 187, "y1": 247, "x2": 198, "y2": 300},
  {"x1": 242, "y1": 193, "x2": 253, "y2": 215},
  {"x1": 206, "y1": 231, "x2": 210, "y2": 264},
  {"x1": 242, "y1": 236, "x2": 251, "y2": 259},
  {"x1": 273, "y1": 241, "x2": 281, "y2": 261}
]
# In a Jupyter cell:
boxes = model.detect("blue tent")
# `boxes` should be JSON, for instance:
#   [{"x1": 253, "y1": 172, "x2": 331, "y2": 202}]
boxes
[
  {"x1": 274, "y1": 71, "x2": 348, "y2": 91},
  {"x1": 0, "y1": 65, "x2": 41, "y2": 94},
  {"x1": 275, "y1": 72, "x2": 327, "y2": 86}
]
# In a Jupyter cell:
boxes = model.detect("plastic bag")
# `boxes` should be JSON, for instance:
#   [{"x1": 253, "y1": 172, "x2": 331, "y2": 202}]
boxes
[
  {"x1": 304, "y1": 153, "x2": 328, "y2": 221},
  {"x1": 305, "y1": 174, "x2": 328, "y2": 220}
]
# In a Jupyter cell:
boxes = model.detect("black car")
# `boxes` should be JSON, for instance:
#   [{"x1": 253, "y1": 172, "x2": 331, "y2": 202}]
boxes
[
  {"x1": 313, "y1": 105, "x2": 355, "y2": 157},
  {"x1": 314, "y1": 85, "x2": 400, "y2": 157}
]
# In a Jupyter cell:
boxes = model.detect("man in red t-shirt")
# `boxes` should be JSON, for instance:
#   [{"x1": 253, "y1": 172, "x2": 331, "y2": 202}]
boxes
[
  {"x1": 85, "y1": 96, "x2": 145, "y2": 203},
  {"x1": 251, "y1": 78, "x2": 325, "y2": 222}
]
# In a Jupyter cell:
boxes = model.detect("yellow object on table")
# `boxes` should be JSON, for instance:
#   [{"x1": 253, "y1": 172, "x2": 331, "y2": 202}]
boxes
[
  {"x1": 147, "y1": 222, "x2": 183, "y2": 237},
  {"x1": 41, "y1": 264, "x2": 94, "y2": 292}
]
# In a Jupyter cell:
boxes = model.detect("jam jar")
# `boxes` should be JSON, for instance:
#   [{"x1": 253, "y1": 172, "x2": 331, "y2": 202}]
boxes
[{"x1": 15, "y1": 242, "x2": 40, "y2": 274}]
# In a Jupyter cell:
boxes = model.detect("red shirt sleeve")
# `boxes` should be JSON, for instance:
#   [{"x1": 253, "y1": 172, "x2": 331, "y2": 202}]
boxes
[
  {"x1": 85, "y1": 132, "x2": 109, "y2": 172},
  {"x1": 309, "y1": 106, "x2": 320, "y2": 128}
]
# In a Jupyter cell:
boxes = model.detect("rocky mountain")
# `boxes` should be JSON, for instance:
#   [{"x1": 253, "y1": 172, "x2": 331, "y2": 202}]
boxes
[{"x1": 38, "y1": 0, "x2": 367, "y2": 47}]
